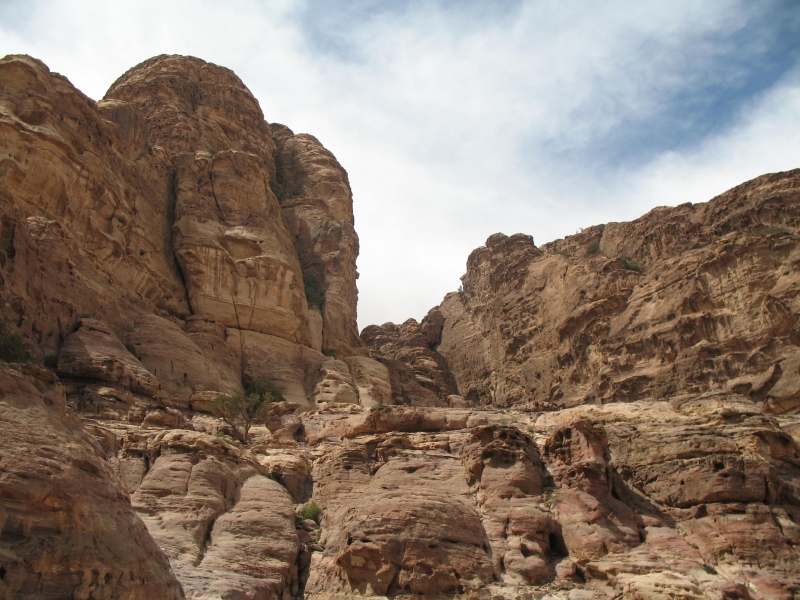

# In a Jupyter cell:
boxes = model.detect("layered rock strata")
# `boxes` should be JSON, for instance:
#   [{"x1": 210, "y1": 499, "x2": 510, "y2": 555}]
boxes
[
  {"x1": 0, "y1": 52, "x2": 379, "y2": 410},
  {"x1": 361, "y1": 316, "x2": 459, "y2": 406},
  {"x1": 422, "y1": 171, "x2": 800, "y2": 414},
  {"x1": 272, "y1": 125, "x2": 365, "y2": 356}
]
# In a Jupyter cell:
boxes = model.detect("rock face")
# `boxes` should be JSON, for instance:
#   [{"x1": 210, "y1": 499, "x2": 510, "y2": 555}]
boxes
[
  {"x1": 0, "y1": 55, "x2": 189, "y2": 358},
  {"x1": 361, "y1": 317, "x2": 459, "y2": 406},
  {"x1": 0, "y1": 363, "x2": 183, "y2": 599},
  {"x1": 430, "y1": 171, "x2": 800, "y2": 413},
  {"x1": 1, "y1": 51, "x2": 800, "y2": 600},
  {"x1": 272, "y1": 125, "x2": 365, "y2": 356}
]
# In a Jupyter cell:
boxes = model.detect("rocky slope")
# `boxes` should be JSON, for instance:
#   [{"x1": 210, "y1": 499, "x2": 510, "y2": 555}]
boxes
[{"x1": 0, "y1": 53, "x2": 799, "y2": 600}]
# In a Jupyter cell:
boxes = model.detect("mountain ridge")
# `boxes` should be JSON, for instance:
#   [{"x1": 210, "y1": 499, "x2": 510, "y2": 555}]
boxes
[{"x1": 0, "y1": 53, "x2": 798, "y2": 600}]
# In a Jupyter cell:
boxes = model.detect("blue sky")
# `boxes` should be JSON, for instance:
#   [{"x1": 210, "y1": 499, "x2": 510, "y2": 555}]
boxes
[{"x1": 1, "y1": 0, "x2": 799, "y2": 328}]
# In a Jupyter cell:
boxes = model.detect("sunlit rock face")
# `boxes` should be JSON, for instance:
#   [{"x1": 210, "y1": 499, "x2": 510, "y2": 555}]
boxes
[
  {"x1": 272, "y1": 124, "x2": 365, "y2": 356},
  {"x1": 1, "y1": 51, "x2": 800, "y2": 600},
  {"x1": 107, "y1": 55, "x2": 312, "y2": 345},
  {"x1": 433, "y1": 170, "x2": 800, "y2": 414}
]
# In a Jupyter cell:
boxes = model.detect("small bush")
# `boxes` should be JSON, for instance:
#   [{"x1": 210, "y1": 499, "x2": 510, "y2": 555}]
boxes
[
  {"x1": 269, "y1": 178, "x2": 286, "y2": 202},
  {"x1": 620, "y1": 254, "x2": 641, "y2": 272},
  {"x1": 322, "y1": 348, "x2": 337, "y2": 358},
  {"x1": 542, "y1": 488, "x2": 564, "y2": 509},
  {"x1": 554, "y1": 249, "x2": 568, "y2": 256},
  {"x1": 0, "y1": 322, "x2": 30, "y2": 363},
  {"x1": 752, "y1": 225, "x2": 790, "y2": 236},
  {"x1": 44, "y1": 354, "x2": 58, "y2": 368},
  {"x1": 300, "y1": 500, "x2": 323, "y2": 524},
  {"x1": 80, "y1": 312, "x2": 94, "y2": 319},
  {"x1": 584, "y1": 240, "x2": 601, "y2": 256},
  {"x1": 209, "y1": 378, "x2": 285, "y2": 443},
  {"x1": 245, "y1": 378, "x2": 285, "y2": 403},
  {"x1": 303, "y1": 271, "x2": 325, "y2": 308},
  {"x1": 208, "y1": 147, "x2": 218, "y2": 156}
]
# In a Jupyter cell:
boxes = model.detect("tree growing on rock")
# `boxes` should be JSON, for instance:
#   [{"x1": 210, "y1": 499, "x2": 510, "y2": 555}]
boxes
[{"x1": 209, "y1": 378, "x2": 285, "y2": 443}]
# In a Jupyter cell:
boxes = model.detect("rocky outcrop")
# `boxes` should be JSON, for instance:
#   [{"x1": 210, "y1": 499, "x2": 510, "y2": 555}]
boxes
[
  {"x1": 57, "y1": 318, "x2": 160, "y2": 398},
  {"x1": 2, "y1": 51, "x2": 800, "y2": 600},
  {"x1": 361, "y1": 317, "x2": 458, "y2": 406},
  {"x1": 107, "y1": 56, "x2": 312, "y2": 345},
  {"x1": 127, "y1": 431, "x2": 300, "y2": 599},
  {"x1": 0, "y1": 363, "x2": 183, "y2": 599},
  {"x1": 272, "y1": 125, "x2": 364, "y2": 357},
  {"x1": 300, "y1": 396, "x2": 800, "y2": 599},
  {"x1": 0, "y1": 55, "x2": 189, "y2": 360},
  {"x1": 429, "y1": 171, "x2": 800, "y2": 413}
]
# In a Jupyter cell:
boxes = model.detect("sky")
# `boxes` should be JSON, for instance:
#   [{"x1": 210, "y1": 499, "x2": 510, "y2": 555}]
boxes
[{"x1": 1, "y1": 0, "x2": 799, "y2": 329}]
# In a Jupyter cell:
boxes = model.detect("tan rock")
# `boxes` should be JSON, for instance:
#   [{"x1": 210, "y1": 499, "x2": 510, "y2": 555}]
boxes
[
  {"x1": 183, "y1": 315, "x2": 244, "y2": 397},
  {"x1": 257, "y1": 451, "x2": 313, "y2": 503},
  {"x1": 189, "y1": 389, "x2": 225, "y2": 413},
  {"x1": 313, "y1": 358, "x2": 358, "y2": 406},
  {"x1": 0, "y1": 363, "x2": 183, "y2": 599},
  {"x1": 0, "y1": 55, "x2": 189, "y2": 360},
  {"x1": 127, "y1": 428, "x2": 301, "y2": 599},
  {"x1": 106, "y1": 54, "x2": 276, "y2": 168},
  {"x1": 361, "y1": 319, "x2": 458, "y2": 404},
  {"x1": 230, "y1": 328, "x2": 326, "y2": 409},
  {"x1": 272, "y1": 125, "x2": 365, "y2": 356},
  {"x1": 128, "y1": 313, "x2": 228, "y2": 408},
  {"x1": 57, "y1": 318, "x2": 160, "y2": 398},
  {"x1": 435, "y1": 171, "x2": 800, "y2": 412},
  {"x1": 344, "y1": 355, "x2": 392, "y2": 408},
  {"x1": 172, "y1": 150, "x2": 312, "y2": 343},
  {"x1": 142, "y1": 406, "x2": 193, "y2": 430},
  {"x1": 307, "y1": 442, "x2": 493, "y2": 597}
]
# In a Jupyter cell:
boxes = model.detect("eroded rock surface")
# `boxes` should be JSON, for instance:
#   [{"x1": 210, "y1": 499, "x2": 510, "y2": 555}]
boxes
[
  {"x1": 272, "y1": 125, "x2": 365, "y2": 357},
  {"x1": 1, "y1": 51, "x2": 799, "y2": 600},
  {"x1": 0, "y1": 363, "x2": 183, "y2": 599},
  {"x1": 436, "y1": 172, "x2": 800, "y2": 412}
]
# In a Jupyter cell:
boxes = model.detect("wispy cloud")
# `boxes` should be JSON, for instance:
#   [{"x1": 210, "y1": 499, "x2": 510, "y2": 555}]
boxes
[{"x1": 1, "y1": 0, "x2": 799, "y2": 328}]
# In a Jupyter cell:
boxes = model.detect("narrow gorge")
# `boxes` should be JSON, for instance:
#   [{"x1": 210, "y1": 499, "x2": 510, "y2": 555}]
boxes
[{"x1": 0, "y1": 54, "x2": 798, "y2": 600}]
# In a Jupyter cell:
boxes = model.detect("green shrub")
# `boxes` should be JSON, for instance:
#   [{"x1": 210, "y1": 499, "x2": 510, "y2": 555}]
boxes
[
  {"x1": 303, "y1": 271, "x2": 325, "y2": 308},
  {"x1": 554, "y1": 249, "x2": 568, "y2": 256},
  {"x1": 322, "y1": 348, "x2": 337, "y2": 358},
  {"x1": 80, "y1": 312, "x2": 94, "y2": 319},
  {"x1": 542, "y1": 488, "x2": 564, "y2": 509},
  {"x1": 300, "y1": 500, "x2": 323, "y2": 524},
  {"x1": 0, "y1": 322, "x2": 30, "y2": 363},
  {"x1": 44, "y1": 354, "x2": 58, "y2": 368},
  {"x1": 269, "y1": 178, "x2": 286, "y2": 202},
  {"x1": 752, "y1": 225, "x2": 790, "y2": 236},
  {"x1": 620, "y1": 254, "x2": 641, "y2": 272},
  {"x1": 208, "y1": 147, "x2": 218, "y2": 156},
  {"x1": 245, "y1": 378, "x2": 285, "y2": 403},
  {"x1": 584, "y1": 240, "x2": 601, "y2": 256},
  {"x1": 208, "y1": 378, "x2": 285, "y2": 443}
]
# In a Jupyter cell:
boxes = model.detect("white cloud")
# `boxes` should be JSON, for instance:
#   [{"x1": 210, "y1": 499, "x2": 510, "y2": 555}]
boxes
[{"x1": 1, "y1": 0, "x2": 798, "y2": 329}]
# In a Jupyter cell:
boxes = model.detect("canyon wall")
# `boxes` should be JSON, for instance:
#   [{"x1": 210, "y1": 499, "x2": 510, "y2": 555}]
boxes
[{"x1": 0, "y1": 53, "x2": 798, "y2": 600}]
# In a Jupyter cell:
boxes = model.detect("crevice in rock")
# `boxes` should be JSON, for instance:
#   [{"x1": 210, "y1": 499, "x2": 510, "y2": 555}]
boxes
[{"x1": 166, "y1": 165, "x2": 191, "y2": 312}]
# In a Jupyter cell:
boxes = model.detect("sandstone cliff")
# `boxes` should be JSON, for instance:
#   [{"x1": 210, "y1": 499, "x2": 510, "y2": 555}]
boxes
[{"x1": 1, "y1": 52, "x2": 799, "y2": 600}]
